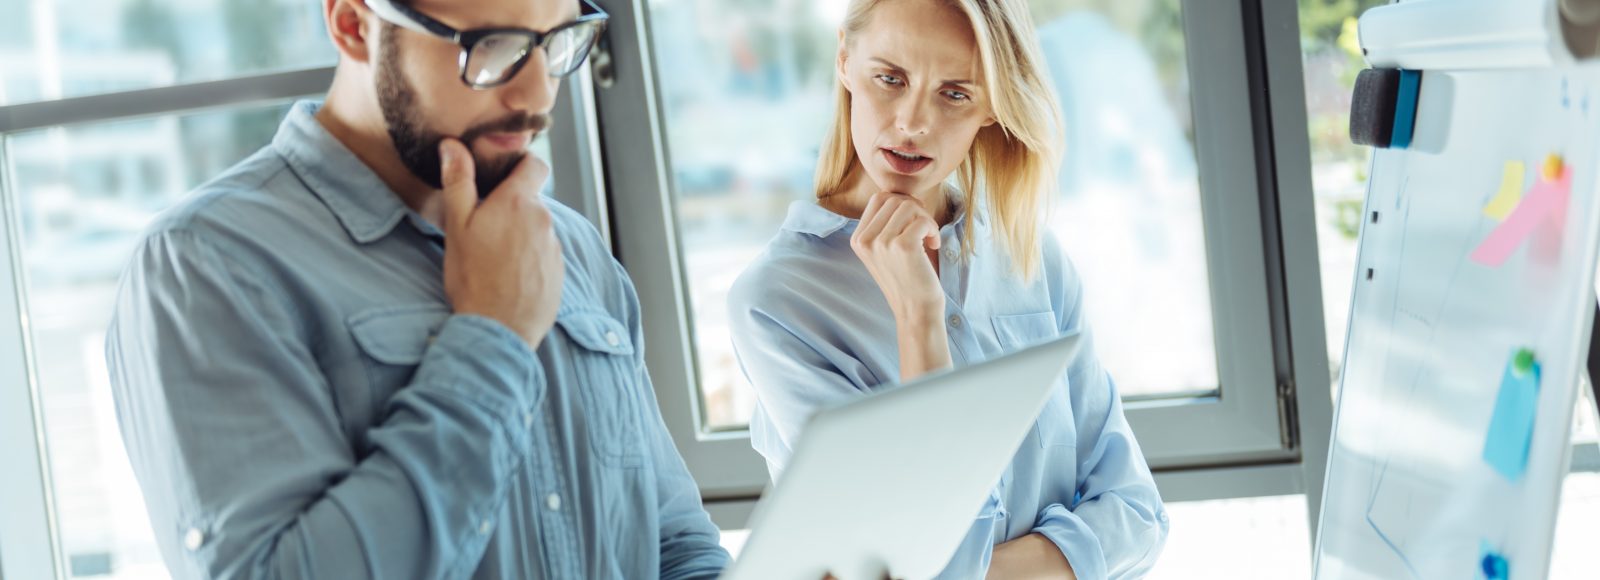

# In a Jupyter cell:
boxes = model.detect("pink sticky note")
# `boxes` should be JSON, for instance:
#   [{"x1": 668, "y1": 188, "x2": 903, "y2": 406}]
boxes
[{"x1": 1470, "y1": 167, "x2": 1572, "y2": 267}]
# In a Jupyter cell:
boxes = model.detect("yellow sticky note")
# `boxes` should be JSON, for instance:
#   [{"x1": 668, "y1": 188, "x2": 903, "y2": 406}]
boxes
[{"x1": 1483, "y1": 161, "x2": 1525, "y2": 220}]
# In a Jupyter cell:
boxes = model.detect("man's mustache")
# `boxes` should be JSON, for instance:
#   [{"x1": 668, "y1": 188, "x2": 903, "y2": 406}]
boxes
[{"x1": 460, "y1": 113, "x2": 552, "y2": 144}]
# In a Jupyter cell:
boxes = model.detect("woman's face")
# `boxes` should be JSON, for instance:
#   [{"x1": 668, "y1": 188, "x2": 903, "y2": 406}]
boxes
[{"x1": 839, "y1": 0, "x2": 996, "y2": 197}]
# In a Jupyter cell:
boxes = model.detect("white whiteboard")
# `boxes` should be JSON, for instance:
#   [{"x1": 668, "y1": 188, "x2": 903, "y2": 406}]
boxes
[{"x1": 1314, "y1": 65, "x2": 1600, "y2": 579}]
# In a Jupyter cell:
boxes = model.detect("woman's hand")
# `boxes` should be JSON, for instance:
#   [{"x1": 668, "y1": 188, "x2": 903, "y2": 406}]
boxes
[
  {"x1": 850, "y1": 191, "x2": 952, "y2": 381},
  {"x1": 850, "y1": 191, "x2": 944, "y2": 325}
]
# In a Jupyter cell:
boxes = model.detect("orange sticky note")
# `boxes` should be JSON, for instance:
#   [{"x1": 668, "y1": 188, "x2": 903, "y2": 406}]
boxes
[
  {"x1": 1543, "y1": 154, "x2": 1564, "y2": 181},
  {"x1": 1483, "y1": 161, "x2": 1525, "y2": 220}
]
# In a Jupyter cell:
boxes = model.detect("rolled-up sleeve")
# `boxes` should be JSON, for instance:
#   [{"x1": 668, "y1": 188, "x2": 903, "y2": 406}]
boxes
[
  {"x1": 1033, "y1": 255, "x2": 1169, "y2": 580},
  {"x1": 105, "y1": 229, "x2": 548, "y2": 579}
]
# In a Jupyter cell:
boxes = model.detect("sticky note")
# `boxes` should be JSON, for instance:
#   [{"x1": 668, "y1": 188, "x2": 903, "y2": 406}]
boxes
[
  {"x1": 1542, "y1": 153, "x2": 1565, "y2": 181},
  {"x1": 1482, "y1": 161, "x2": 1525, "y2": 220},
  {"x1": 1483, "y1": 349, "x2": 1540, "y2": 481},
  {"x1": 1479, "y1": 542, "x2": 1509, "y2": 580},
  {"x1": 1470, "y1": 167, "x2": 1572, "y2": 267}
]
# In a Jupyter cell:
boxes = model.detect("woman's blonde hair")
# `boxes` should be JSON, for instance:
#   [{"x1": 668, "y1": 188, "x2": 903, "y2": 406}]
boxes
[{"x1": 815, "y1": 0, "x2": 1064, "y2": 281}]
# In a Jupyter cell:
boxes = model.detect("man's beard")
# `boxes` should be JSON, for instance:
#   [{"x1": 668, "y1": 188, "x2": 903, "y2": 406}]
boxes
[{"x1": 377, "y1": 27, "x2": 550, "y2": 196}]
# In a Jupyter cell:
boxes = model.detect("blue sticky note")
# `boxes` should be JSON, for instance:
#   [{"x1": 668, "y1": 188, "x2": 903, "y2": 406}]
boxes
[
  {"x1": 1479, "y1": 541, "x2": 1509, "y2": 580},
  {"x1": 1482, "y1": 351, "x2": 1540, "y2": 481}
]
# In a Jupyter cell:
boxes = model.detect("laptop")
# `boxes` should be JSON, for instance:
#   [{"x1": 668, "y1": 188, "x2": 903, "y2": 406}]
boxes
[{"x1": 721, "y1": 333, "x2": 1081, "y2": 580}]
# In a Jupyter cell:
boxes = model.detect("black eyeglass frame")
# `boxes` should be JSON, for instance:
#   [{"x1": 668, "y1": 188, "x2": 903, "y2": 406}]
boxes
[{"x1": 365, "y1": 0, "x2": 609, "y2": 89}]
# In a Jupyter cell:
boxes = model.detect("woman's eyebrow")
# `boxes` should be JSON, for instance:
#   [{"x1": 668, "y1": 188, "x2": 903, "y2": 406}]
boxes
[
  {"x1": 867, "y1": 57, "x2": 975, "y2": 86},
  {"x1": 867, "y1": 57, "x2": 906, "y2": 72}
]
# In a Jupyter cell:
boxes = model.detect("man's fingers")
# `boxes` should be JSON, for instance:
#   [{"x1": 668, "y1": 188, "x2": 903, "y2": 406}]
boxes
[
  {"x1": 438, "y1": 139, "x2": 478, "y2": 233},
  {"x1": 483, "y1": 154, "x2": 553, "y2": 206}
]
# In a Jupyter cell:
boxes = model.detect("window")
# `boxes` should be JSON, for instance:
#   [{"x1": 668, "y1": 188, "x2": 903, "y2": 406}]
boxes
[
  {"x1": 1298, "y1": 0, "x2": 1387, "y2": 388},
  {"x1": 0, "y1": 1, "x2": 1365, "y2": 576},
  {"x1": 647, "y1": 0, "x2": 1215, "y2": 433},
  {"x1": 7, "y1": 104, "x2": 294, "y2": 579},
  {"x1": 0, "y1": 0, "x2": 334, "y2": 105},
  {"x1": 606, "y1": 0, "x2": 1293, "y2": 506},
  {"x1": 0, "y1": 3, "x2": 588, "y2": 577}
]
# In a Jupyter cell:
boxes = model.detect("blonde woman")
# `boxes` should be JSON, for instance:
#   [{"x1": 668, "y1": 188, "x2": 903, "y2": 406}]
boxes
[{"x1": 726, "y1": 0, "x2": 1169, "y2": 577}]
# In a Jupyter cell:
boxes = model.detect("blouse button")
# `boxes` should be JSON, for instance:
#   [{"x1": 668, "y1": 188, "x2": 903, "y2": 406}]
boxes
[{"x1": 183, "y1": 528, "x2": 204, "y2": 551}]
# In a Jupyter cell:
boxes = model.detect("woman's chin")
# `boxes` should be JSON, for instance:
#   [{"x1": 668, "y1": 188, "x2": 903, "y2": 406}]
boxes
[{"x1": 866, "y1": 170, "x2": 930, "y2": 196}]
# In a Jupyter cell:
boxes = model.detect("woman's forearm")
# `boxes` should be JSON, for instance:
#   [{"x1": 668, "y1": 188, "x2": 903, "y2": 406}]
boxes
[
  {"x1": 986, "y1": 533, "x2": 1076, "y2": 580},
  {"x1": 895, "y1": 312, "x2": 954, "y2": 382}
]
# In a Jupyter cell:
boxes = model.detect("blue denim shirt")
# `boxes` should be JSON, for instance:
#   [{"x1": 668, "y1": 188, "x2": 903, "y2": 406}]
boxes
[
  {"x1": 105, "y1": 101, "x2": 729, "y2": 579},
  {"x1": 727, "y1": 200, "x2": 1170, "y2": 580}
]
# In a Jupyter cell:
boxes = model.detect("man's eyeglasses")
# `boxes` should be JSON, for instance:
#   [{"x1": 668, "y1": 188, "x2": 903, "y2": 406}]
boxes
[{"x1": 365, "y1": 0, "x2": 609, "y2": 89}]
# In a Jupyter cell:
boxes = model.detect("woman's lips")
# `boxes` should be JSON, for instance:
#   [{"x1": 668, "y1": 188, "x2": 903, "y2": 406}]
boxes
[{"x1": 880, "y1": 148, "x2": 933, "y2": 174}]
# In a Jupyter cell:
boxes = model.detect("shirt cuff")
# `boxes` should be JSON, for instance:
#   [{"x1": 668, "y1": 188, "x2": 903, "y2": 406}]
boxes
[
  {"x1": 1034, "y1": 503, "x2": 1108, "y2": 580},
  {"x1": 414, "y1": 314, "x2": 545, "y2": 427}
]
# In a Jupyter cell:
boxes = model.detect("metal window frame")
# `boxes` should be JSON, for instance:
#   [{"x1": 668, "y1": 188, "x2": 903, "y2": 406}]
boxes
[
  {"x1": 0, "y1": 136, "x2": 66, "y2": 580},
  {"x1": 592, "y1": 0, "x2": 1309, "y2": 508}
]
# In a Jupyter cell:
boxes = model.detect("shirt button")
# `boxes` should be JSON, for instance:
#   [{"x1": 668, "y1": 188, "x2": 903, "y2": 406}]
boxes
[
  {"x1": 426, "y1": 334, "x2": 436, "y2": 346},
  {"x1": 949, "y1": 314, "x2": 963, "y2": 329},
  {"x1": 522, "y1": 411, "x2": 534, "y2": 428},
  {"x1": 604, "y1": 331, "x2": 621, "y2": 347},
  {"x1": 546, "y1": 493, "x2": 562, "y2": 511},
  {"x1": 478, "y1": 519, "x2": 494, "y2": 535},
  {"x1": 183, "y1": 528, "x2": 204, "y2": 551}
]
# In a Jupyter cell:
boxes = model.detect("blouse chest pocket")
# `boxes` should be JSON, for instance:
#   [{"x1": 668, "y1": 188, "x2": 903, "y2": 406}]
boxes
[
  {"x1": 992, "y1": 312, "x2": 1077, "y2": 450},
  {"x1": 347, "y1": 304, "x2": 452, "y2": 420},
  {"x1": 555, "y1": 310, "x2": 645, "y2": 468}
]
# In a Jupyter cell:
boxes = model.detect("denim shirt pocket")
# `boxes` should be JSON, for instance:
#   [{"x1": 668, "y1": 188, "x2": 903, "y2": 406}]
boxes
[
  {"x1": 991, "y1": 312, "x2": 1076, "y2": 450},
  {"x1": 554, "y1": 309, "x2": 645, "y2": 468},
  {"x1": 347, "y1": 304, "x2": 451, "y2": 418}
]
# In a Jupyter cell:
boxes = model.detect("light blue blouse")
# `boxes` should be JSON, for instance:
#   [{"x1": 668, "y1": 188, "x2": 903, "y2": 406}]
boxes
[{"x1": 727, "y1": 199, "x2": 1170, "y2": 579}]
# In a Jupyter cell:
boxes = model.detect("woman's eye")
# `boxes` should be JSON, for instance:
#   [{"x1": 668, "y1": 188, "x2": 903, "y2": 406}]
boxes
[
  {"x1": 943, "y1": 90, "x2": 971, "y2": 102},
  {"x1": 875, "y1": 74, "x2": 903, "y2": 86}
]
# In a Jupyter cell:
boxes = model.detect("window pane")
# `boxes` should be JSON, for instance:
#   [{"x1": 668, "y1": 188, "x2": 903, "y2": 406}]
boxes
[
  {"x1": 9, "y1": 102, "x2": 295, "y2": 579},
  {"x1": 648, "y1": 0, "x2": 1214, "y2": 432},
  {"x1": 1299, "y1": 0, "x2": 1388, "y2": 392},
  {"x1": 0, "y1": 0, "x2": 332, "y2": 105},
  {"x1": 1033, "y1": 0, "x2": 1215, "y2": 400},
  {"x1": 7, "y1": 89, "x2": 558, "y2": 577}
]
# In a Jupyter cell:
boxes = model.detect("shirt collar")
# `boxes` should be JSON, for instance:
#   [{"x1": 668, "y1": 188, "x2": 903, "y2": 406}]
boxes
[{"x1": 271, "y1": 100, "x2": 412, "y2": 244}]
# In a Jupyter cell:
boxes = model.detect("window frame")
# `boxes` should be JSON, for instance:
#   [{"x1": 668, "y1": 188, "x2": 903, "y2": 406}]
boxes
[
  {"x1": 594, "y1": 0, "x2": 1305, "y2": 509},
  {"x1": 0, "y1": 134, "x2": 65, "y2": 580}
]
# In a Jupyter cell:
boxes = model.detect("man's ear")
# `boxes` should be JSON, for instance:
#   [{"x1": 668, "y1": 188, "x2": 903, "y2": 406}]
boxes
[
  {"x1": 326, "y1": 0, "x2": 376, "y2": 64},
  {"x1": 836, "y1": 28, "x2": 853, "y2": 93}
]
